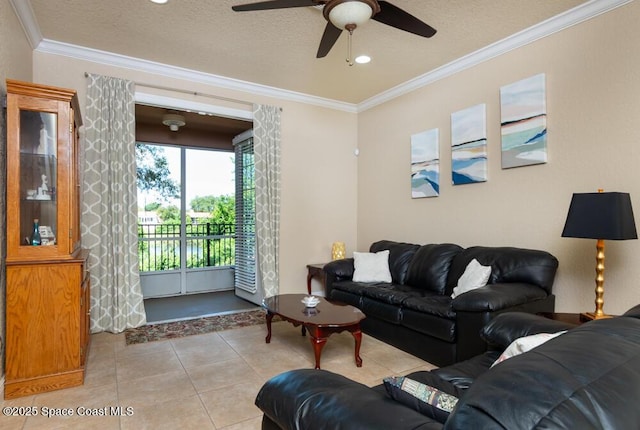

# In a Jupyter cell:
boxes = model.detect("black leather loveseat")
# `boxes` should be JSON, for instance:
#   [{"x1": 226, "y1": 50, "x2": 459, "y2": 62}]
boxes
[
  {"x1": 324, "y1": 240, "x2": 558, "y2": 366},
  {"x1": 256, "y1": 306, "x2": 640, "y2": 429}
]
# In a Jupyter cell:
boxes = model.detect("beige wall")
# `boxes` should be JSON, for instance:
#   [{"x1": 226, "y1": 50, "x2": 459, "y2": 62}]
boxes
[
  {"x1": 357, "y1": 1, "x2": 640, "y2": 315},
  {"x1": 32, "y1": 53, "x2": 359, "y2": 296},
  {"x1": 1, "y1": 0, "x2": 33, "y2": 376},
  {"x1": 0, "y1": 0, "x2": 33, "y2": 82}
]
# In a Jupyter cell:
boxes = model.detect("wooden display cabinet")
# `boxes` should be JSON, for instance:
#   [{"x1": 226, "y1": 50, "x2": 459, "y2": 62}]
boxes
[{"x1": 4, "y1": 79, "x2": 90, "y2": 399}]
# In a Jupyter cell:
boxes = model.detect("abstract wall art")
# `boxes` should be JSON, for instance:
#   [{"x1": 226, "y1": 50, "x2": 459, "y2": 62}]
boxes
[
  {"x1": 451, "y1": 103, "x2": 488, "y2": 185},
  {"x1": 411, "y1": 128, "x2": 439, "y2": 198},
  {"x1": 500, "y1": 73, "x2": 547, "y2": 169}
]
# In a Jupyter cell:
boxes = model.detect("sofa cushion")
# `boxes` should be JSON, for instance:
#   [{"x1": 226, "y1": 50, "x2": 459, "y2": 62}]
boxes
[
  {"x1": 330, "y1": 288, "x2": 362, "y2": 309},
  {"x1": 331, "y1": 280, "x2": 369, "y2": 297},
  {"x1": 353, "y1": 250, "x2": 392, "y2": 283},
  {"x1": 361, "y1": 297, "x2": 403, "y2": 324},
  {"x1": 370, "y1": 240, "x2": 420, "y2": 285},
  {"x1": 405, "y1": 243, "x2": 463, "y2": 294},
  {"x1": 431, "y1": 351, "x2": 501, "y2": 391},
  {"x1": 383, "y1": 376, "x2": 458, "y2": 423},
  {"x1": 446, "y1": 246, "x2": 559, "y2": 295},
  {"x1": 402, "y1": 294, "x2": 455, "y2": 319},
  {"x1": 451, "y1": 258, "x2": 491, "y2": 298},
  {"x1": 402, "y1": 307, "x2": 456, "y2": 342},
  {"x1": 361, "y1": 284, "x2": 426, "y2": 306}
]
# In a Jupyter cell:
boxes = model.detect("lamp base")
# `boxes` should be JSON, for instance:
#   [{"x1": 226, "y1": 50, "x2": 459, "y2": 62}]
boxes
[{"x1": 580, "y1": 312, "x2": 613, "y2": 322}]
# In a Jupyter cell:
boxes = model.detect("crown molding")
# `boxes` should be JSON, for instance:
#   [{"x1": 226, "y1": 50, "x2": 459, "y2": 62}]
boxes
[
  {"x1": 9, "y1": 0, "x2": 42, "y2": 49},
  {"x1": 14, "y1": 0, "x2": 630, "y2": 114},
  {"x1": 35, "y1": 39, "x2": 358, "y2": 114},
  {"x1": 357, "y1": 0, "x2": 633, "y2": 112}
]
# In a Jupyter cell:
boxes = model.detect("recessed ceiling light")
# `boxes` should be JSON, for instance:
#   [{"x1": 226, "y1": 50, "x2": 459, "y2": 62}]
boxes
[
  {"x1": 150, "y1": 0, "x2": 168, "y2": 4},
  {"x1": 355, "y1": 55, "x2": 371, "y2": 64}
]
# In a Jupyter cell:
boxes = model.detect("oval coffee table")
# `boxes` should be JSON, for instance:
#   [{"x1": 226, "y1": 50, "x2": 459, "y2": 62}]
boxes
[{"x1": 262, "y1": 294, "x2": 366, "y2": 369}]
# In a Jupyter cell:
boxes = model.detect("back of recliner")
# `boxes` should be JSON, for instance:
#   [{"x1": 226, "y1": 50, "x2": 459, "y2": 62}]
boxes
[{"x1": 445, "y1": 315, "x2": 640, "y2": 430}]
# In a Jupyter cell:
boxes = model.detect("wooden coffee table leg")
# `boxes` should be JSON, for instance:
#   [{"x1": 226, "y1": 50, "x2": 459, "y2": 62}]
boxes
[
  {"x1": 351, "y1": 326, "x2": 363, "y2": 367},
  {"x1": 310, "y1": 335, "x2": 327, "y2": 369},
  {"x1": 265, "y1": 311, "x2": 274, "y2": 343}
]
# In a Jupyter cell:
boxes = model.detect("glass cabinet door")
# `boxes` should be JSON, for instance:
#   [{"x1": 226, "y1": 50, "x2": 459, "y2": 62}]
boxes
[
  {"x1": 19, "y1": 109, "x2": 58, "y2": 247},
  {"x1": 6, "y1": 79, "x2": 80, "y2": 262}
]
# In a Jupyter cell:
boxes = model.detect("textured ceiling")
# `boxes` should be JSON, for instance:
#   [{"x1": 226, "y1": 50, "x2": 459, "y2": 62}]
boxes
[{"x1": 27, "y1": 0, "x2": 587, "y2": 104}]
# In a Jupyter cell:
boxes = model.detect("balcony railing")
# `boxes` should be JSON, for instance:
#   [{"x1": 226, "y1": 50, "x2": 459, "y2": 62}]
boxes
[{"x1": 138, "y1": 222, "x2": 235, "y2": 272}]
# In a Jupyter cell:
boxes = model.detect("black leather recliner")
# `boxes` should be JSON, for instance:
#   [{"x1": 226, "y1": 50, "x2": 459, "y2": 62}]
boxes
[{"x1": 256, "y1": 305, "x2": 640, "y2": 430}]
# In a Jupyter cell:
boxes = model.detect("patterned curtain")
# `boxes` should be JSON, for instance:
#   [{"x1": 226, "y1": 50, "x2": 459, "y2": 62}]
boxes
[
  {"x1": 0, "y1": 83, "x2": 6, "y2": 364},
  {"x1": 83, "y1": 74, "x2": 146, "y2": 333},
  {"x1": 253, "y1": 104, "x2": 281, "y2": 298}
]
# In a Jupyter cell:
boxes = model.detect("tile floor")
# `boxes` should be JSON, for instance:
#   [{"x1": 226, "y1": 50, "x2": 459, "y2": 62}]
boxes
[{"x1": 1, "y1": 321, "x2": 436, "y2": 430}]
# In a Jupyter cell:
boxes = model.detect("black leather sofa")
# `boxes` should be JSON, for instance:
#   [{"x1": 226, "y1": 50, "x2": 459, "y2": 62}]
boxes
[
  {"x1": 324, "y1": 240, "x2": 558, "y2": 366},
  {"x1": 256, "y1": 305, "x2": 640, "y2": 429}
]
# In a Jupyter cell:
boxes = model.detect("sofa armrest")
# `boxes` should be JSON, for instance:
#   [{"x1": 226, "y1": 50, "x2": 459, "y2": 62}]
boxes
[
  {"x1": 480, "y1": 312, "x2": 577, "y2": 350},
  {"x1": 451, "y1": 283, "x2": 548, "y2": 313},
  {"x1": 324, "y1": 258, "x2": 355, "y2": 297},
  {"x1": 256, "y1": 369, "x2": 442, "y2": 430}
]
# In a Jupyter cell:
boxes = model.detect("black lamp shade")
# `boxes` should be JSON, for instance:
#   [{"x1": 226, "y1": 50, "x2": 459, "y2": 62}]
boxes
[{"x1": 562, "y1": 192, "x2": 638, "y2": 240}]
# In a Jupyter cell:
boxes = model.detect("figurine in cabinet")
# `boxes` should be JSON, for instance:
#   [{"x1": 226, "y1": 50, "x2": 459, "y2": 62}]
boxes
[{"x1": 37, "y1": 174, "x2": 50, "y2": 199}]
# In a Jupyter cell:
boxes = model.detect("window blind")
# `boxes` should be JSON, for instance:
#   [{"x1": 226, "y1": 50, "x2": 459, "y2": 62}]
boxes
[{"x1": 234, "y1": 136, "x2": 256, "y2": 293}]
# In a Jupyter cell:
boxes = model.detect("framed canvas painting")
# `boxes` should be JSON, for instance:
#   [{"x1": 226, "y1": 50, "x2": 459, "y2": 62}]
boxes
[
  {"x1": 451, "y1": 104, "x2": 487, "y2": 185},
  {"x1": 500, "y1": 73, "x2": 547, "y2": 168},
  {"x1": 411, "y1": 128, "x2": 439, "y2": 198}
]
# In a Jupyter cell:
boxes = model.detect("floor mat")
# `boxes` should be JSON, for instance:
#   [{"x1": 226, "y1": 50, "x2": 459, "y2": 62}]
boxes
[{"x1": 125, "y1": 308, "x2": 270, "y2": 345}]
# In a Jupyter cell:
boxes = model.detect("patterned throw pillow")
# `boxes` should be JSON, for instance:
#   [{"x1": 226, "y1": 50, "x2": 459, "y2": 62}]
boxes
[{"x1": 383, "y1": 376, "x2": 458, "y2": 423}]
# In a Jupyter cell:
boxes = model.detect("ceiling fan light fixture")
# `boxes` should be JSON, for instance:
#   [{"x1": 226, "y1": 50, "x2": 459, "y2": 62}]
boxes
[
  {"x1": 325, "y1": 0, "x2": 379, "y2": 30},
  {"x1": 355, "y1": 55, "x2": 371, "y2": 64},
  {"x1": 162, "y1": 113, "x2": 186, "y2": 132}
]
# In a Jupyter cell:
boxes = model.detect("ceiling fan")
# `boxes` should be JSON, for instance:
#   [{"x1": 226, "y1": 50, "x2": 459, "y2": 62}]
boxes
[{"x1": 231, "y1": 0, "x2": 436, "y2": 62}]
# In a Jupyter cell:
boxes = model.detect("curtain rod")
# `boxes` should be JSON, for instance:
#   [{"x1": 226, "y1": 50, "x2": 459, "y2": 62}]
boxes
[{"x1": 83, "y1": 72, "x2": 254, "y2": 107}]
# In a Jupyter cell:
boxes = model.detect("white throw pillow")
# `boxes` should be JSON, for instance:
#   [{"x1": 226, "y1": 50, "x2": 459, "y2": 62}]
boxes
[
  {"x1": 451, "y1": 258, "x2": 492, "y2": 298},
  {"x1": 352, "y1": 250, "x2": 392, "y2": 283},
  {"x1": 491, "y1": 331, "x2": 567, "y2": 367}
]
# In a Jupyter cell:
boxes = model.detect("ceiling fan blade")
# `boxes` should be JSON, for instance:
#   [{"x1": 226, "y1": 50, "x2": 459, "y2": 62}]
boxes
[
  {"x1": 373, "y1": 1, "x2": 437, "y2": 38},
  {"x1": 316, "y1": 22, "x2": 343, "y2": 58},
  {"x1": 232, "y1": 0, "x2": 318, "y2": 12}
]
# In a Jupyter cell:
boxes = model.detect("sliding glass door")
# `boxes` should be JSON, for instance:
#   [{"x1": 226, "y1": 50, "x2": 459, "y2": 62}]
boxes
[{"x1": 137, "y1": 143, "x2": 236, "y2": 298}]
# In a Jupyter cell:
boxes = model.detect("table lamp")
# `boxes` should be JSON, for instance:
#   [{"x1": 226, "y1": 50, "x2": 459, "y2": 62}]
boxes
[
  {"x1": 561, "y1": 189, "x2": 637, "y2": 320},
  {"x1": 331, "y1": 242, "x2": 346, "y2": 260}
]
